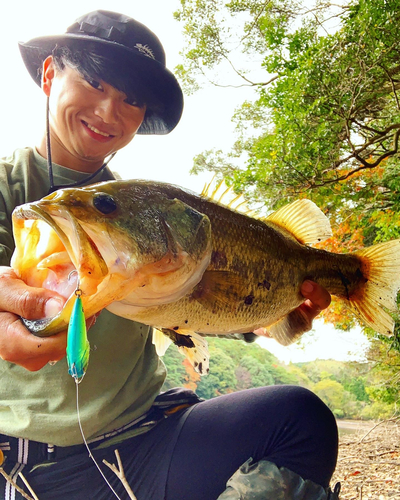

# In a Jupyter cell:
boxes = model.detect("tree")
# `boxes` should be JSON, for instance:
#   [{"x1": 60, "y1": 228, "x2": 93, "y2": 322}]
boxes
[
  {"x1": 196, "y1": 345, "x2": 237, "y2": 397},
  {"x1": 313, "y1": 379, "x2": 345, "y2": 413},
  {"x1": 239, "y1": 355, "x2": 275, "y2": 387},
  {"x1": 175, "y1": 0, "x2": 400, "y2": 400},
  {"x1": 161, "y1": 343, "x2": 187, "y2": 391},
  {"x1": 161, "y1": 340, "x2": 398, "y2": 418},
  {"x1": 176, "y1": 0, "x2": 400, "y2": 214}
]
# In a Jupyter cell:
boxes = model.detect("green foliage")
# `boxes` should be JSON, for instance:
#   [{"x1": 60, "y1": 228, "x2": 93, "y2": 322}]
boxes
[
  {"x1": 163, "y1": 337, "x2": 289, "y2": 397},
  {"x1": 285, "y1": 363, "x2": 313, "y2": 388},
  {"x1": 360, "y1": 401, "x2": 395, "y2": 420},
  {"x1": 161, "y1": 338, "x2": 399, "y2": 420},
  {"x1": 313, "y1": 379, "x2": 345, "y2": 412},
  {"x1": 239, "y1": 355, "x2": 275, "y2": 387},
  {"x1": 343, "y1": 376, "x2": 369, "y2": 403},
  {"x1": 196, "y1": 344, "x2": 237, "y2": 397},
  {"x1": 175, "y1": 0, "x2": 400, "y2": 408},
  {"x1": 177, "y1": 0, "x2": 400, "y2": 215},
  {"x1": 333, "y1": 408, "x2": 344, "y2": 419},
  {"x1": 161, "y1": 343, "x2": 187, "y2": 391}
]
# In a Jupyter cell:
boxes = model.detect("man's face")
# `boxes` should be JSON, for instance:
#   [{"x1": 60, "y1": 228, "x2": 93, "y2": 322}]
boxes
[{"x1": 44, "y1": 58, "x2": 146, "y2": 169}]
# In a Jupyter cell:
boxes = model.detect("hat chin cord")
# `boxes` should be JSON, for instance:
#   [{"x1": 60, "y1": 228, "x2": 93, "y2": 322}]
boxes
[{"x1": 45, "y1": 96, "x2": 116, "y2": 195}]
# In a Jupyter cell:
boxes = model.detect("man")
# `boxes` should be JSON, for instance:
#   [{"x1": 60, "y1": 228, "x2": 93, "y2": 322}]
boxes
[{"x1": 0, "y1": 10, "x2": 338, "y2": 499}]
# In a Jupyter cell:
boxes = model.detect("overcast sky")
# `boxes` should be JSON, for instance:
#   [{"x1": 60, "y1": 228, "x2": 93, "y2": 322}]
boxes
[{"x1": 0, "y1": 0, "x2": 370, "y2": 363}]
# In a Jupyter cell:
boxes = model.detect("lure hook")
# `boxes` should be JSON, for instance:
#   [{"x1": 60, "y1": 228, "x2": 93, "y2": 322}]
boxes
[
  {"x1": 68, "y1": 270, "x2": 82, "y2": 296},
  {"x1": 68, "y1": 269, "x2": 78, "y2": 283}
]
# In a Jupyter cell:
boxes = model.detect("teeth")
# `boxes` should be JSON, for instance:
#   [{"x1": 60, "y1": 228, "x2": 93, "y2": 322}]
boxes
[{"x1": 86, "y1": 123, "x2": 111, "y2": 137}]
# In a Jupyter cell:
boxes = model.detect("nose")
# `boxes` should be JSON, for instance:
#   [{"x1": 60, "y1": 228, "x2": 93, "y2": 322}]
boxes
[{"x1": 94, "y1": 96, "x2": 120, "y2": 124}]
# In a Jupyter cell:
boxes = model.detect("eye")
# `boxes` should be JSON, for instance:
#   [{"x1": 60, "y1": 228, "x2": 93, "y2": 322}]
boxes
[
  {"x1": 124, "y1": 97, "x2": 138, "y2": 106},
  {"x1": 86, "y1": 78, "x2": 103, "y2": 91},
  {"x1": 93, "y1": 194, "x2": 117, "y2": 214},
  {"x1": 124, "y1": 94, "x2": 145, "y2": 108}
]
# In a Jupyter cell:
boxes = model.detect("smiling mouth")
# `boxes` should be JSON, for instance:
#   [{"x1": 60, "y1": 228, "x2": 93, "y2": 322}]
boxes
[{"x1": 82, "y1": 121, "x2": 115, "y2": 139}]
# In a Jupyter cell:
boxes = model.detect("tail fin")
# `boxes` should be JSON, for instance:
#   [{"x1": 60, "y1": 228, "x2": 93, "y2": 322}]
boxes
[{"x1": 350, "y1": 240, "x2": 400, "y2": 335}]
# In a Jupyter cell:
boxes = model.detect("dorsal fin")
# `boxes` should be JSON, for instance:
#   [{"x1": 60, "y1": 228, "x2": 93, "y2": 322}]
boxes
[
  {"x1": 263, "y1": 199, "x2": 332, "y2": 245},
  {"x1": 201, "y1": 178, "x2": 259, "y2": 217},
  {"x1": 201, "y1": 179, "x2": 331, "y2": 245}
]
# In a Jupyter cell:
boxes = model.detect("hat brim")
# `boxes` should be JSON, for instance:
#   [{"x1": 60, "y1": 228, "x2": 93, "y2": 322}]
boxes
[{"x1": 19, "y1": 34, "x2": 183, "y2": 135}]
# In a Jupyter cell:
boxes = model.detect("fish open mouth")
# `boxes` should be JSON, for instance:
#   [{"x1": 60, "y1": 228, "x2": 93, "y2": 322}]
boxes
[
  {"x1": 11, "y1": 203, "x2": 109, "y2": 336},
  {"x1": 10, "y1": 183, "x2": 214, "y2": 337}
]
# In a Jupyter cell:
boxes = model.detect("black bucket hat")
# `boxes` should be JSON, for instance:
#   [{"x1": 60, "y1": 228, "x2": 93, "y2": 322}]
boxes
[{"x1": 18, "y1": 10, "x2": 184, "y2": 135}]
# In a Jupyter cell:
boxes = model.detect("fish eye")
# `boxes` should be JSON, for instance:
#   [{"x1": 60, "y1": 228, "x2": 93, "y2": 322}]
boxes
[{"x1": 93, "y1": 194, "x2": 117, "y2": 214}]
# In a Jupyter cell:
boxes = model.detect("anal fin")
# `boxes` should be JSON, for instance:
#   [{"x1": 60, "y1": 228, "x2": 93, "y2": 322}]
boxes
[
  {"x1": 264, "y1": 308, "x2": 312, "y2": 346},
  {"x1": 162, "y1": 329, "x2": 210, "y2": 375}
]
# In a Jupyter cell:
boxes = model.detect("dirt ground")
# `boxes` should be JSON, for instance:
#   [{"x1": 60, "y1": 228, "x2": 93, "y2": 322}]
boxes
[{"x1": 331, "y1": 420, "x2": 400, "y2": 499}]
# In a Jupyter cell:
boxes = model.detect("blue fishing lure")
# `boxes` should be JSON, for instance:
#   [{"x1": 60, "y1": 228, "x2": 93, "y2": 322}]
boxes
[
  {"x1": 66, "y1": 290, "x2": 90, "y2": 382},
  {"x1": 66, "y1": 289, "x2": 126, "y2": 500}
]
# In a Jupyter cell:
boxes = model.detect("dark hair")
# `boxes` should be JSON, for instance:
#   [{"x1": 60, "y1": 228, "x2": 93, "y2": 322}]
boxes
[{"x1": 51, "y1": 44, "x2": 162, "y2": 118}]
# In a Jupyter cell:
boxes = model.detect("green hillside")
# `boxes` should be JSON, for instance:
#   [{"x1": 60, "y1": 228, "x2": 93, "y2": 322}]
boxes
[{"x1": 162, "y1": 338, "x2": 396, "y2": 420}]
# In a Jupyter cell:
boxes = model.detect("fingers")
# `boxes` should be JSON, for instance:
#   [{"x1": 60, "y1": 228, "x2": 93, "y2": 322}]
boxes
[
  {"x1": 255, "y1": 281, "x2": 331, "y2": 340},
  {"x1": 0, "y1": 311, "x2": 67, "y2": 370},
  {"x1": 300, "y1": 280, "x2": 331, "y2": 319},
  {"x1": 0, "y1": 267, "x2": 65, "y2": 319},
  {"x1": 0, "y1": 267, "x2": 67, "y2": 371},
  {"x1": 253, "y1": 327, "x2": 271, "y2": 338},
  {"x1": 86, "y1": 312, "x2": 101, "y2": 331},
  {"x1": 270, "y1": 281, "x2": 332, "y2": 340}
]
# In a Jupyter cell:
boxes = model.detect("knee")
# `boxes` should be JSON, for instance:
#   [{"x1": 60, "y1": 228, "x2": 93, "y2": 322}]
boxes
[
  {"x1": 259, "y1": 385, "x2": 338, "y2": 442},
  {"x1": 282, "y1": 386, "x2": 338, "y2": 452},
  {"x1": 260, "y1": 385, "x2": 338, "y2": 483},
  {"x1": 281, "y1": 385, "x2": 334, "y2": 416}
]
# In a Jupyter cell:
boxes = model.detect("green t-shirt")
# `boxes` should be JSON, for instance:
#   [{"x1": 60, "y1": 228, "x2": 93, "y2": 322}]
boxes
[{"x1": 0, "y1": 147, "x2": 166, "y2": 446}]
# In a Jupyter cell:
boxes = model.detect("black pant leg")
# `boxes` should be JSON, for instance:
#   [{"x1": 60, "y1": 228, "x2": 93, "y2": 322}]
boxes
[{"x1": 166, "y1": 385, "x2": 338, "y2": 500}]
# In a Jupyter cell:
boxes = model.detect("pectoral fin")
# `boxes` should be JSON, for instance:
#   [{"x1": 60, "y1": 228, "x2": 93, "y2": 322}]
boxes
[
  {"x1": 190, "y1": 270, "x2": 251, "y2": 312},
  {"x1": 152, "y1": 327, "x2": 173, "y2": 356}
]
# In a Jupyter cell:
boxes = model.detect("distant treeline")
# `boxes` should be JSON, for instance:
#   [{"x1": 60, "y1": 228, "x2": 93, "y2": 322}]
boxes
[{"x1": 162, "y1": 338, "x2": 396, "y2": 420}]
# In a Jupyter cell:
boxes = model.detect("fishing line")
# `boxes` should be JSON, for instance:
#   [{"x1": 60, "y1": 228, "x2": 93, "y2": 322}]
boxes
[
  {"x1": 67, "y1": 281, "x2": 122, "y2": 500},
  {"x1": 75, "y1": 382, "x2": 123, "y2": 500}
]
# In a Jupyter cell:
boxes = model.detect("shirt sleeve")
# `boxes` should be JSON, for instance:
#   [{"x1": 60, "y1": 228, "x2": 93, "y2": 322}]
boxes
[
  {"x1": 0, "y1": 172, "x2": 16, "y2": 266},
  {"x1": 0, "y1": 152, "x2": 29, "y2": 266}
]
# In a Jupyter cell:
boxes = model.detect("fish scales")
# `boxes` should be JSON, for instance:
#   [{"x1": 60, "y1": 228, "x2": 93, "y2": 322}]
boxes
[
  {"x1": 121, "y1": 188, "x2": 363, "y2": 335},
  {"x1": 11, "y1": 179, "x2": 400, "y2": 374}
]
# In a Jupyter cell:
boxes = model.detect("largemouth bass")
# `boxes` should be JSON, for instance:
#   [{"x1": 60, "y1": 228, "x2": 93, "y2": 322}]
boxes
[{"x1": 11, "y1": 180, "x2": 400, "y2": 374}]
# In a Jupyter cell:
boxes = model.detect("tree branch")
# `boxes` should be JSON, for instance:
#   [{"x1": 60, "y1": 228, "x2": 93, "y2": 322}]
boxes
[
  {"x1": 0, "y1": 468, "x2": 38, "y2": 500},
  {"x1": 239, "y1": 0, "x2": 273, "y2": 45},
  {"x1": 379, "y1": 64, "x2": 400, "y2": 111},
  {"x1": 358, "y1": 416, "x2": 400, "y2": 444},
  {"x1": 316, "y1": 125, "x2": 400, "y2": 186},
  {"x1": 103, "y1": 449, "x2": 137, "y2": 500},
  {"x1": 194, "y1": 59, "x2": 279, "y2": 88},
  {"x1": 19, "y1": 473, "x2": 39, "y2": 500}
]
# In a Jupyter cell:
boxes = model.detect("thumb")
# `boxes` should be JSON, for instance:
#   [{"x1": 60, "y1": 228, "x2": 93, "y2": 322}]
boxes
[{"x1": 0, "y1": 267, "x2": 65, "y2": 320}]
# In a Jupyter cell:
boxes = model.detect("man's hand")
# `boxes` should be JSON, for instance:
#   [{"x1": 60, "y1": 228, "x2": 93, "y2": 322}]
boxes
[
  {"x1": 0, "y1": 267, "x2": 67, "y2": 371},
  {"x1": 299, "y1": 280, "x2": 331, "y2": 326},
  {"x1": 254, "y1": 280, "x2": 331, "y2": 339}
]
